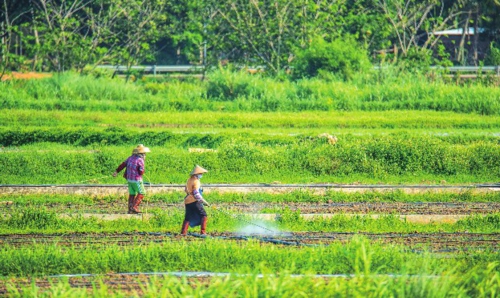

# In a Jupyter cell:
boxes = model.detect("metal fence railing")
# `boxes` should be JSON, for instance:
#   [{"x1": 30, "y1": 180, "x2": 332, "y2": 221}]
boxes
[
  {"x1": 97, "y1": 65, "x2": 500, "y2": 76},
  {"x1": 96, "y1": 65, "x2": 205, "y2": 75}
]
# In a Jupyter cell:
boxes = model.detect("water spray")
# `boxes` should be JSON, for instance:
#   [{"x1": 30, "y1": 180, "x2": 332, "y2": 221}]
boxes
[{"x1": 210, "y1": 206, "x2": 282, "y2": 236}]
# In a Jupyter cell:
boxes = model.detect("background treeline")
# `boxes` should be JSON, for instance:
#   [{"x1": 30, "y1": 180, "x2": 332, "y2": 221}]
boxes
[{"x1": 2, "y1": 0, "x2": 500, "y2": 75}]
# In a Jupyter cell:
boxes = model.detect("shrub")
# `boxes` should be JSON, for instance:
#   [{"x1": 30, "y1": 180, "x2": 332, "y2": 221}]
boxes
[
  {"x1": 292, "y1": 35, "x2": 372, "y2": 80},
  {"x1": 486, "y1": 42, "x2": 500, "y2": 65}
]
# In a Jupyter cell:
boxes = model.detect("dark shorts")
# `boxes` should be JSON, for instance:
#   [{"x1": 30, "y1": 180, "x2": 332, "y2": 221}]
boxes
[{"x1": 185, "y1": 201, "x2": 207, "y2": 227}]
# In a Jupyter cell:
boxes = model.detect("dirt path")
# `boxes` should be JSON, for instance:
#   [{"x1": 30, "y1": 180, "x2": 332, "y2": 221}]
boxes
[
  {"x1": 2, "y1": 184, "x2": 499, "y2": 195},
  {"x1": 1, "y1": 231, "x2": 498, "y2": 252},
  {"x1": 3, "y1": 202, "x2": 498, "y2": 215}
]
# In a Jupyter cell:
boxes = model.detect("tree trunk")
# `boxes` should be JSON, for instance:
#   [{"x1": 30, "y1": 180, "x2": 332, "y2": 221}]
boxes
[
  {"x1": 472, "y1": 4, "x2": 480, "y2": 65},
  {"x1": 457, "y1": 10, "x2": 471, "y2": 65},
  {"x1": 32, "y1": 27, "x2": 40, "y2": 71}
]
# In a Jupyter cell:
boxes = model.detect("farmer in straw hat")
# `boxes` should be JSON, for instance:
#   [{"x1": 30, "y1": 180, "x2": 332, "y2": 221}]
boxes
[
  {"x1": 181, "y1": 165, "x2": 210, "y2": 235},
  {"x1": 113, "y1": 144, "x2": 151, "y2": 214}
]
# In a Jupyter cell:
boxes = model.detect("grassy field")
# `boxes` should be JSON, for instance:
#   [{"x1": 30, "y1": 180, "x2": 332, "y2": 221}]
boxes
[
  {"x1": 1, "y1": 72, "x2": 499, "y2": 184},
  {"x1": 1, "y1": 70, "x2": 500, "y2": 114},
  {"x1": 3, "y1": 110, "x2": 500, "y2": 130},
  {"x1": 3, "y1": 267, "x2": 500, "y2": 297},
  {"x1": 0, "y1": 204, "x2": 499, "y2": 234},
  {"x1": 3, "y1": 190, "x2": 500, "y2": 205},
  {"x1": 1, "y1": 71, "x2": 499, "y2": 296},
  {"x1": 1, "y1": 140, "x2": 499, "y2": 184},
  {"x1": 1, "y1": 238, "x2": 498, "y2": 297}
]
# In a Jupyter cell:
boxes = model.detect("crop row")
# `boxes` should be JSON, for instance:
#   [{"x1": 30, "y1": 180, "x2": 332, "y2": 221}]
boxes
[
  {"x1": 3, "y1": 268, "x2": 499, "y2": 298},
  {"x1": 1, "y1": 208, "x2": 499, "y2": 234},
  {"x1": 1, "y1": 137, "x2": 499, "y2": 184},
  {"x1": 3, "y1": 189, "x2": 499, "y2": 205},
  {"x1": 2, "y1": 126, "x2": 500, "y2": 148},
  {"x1": 3, "y1": 110, "x2": 500, "y2": 131},
  {"x1": 2, "y1": 72, "x2": 500, "y2": 114},
  {"x1": 0, "y1": 237, "x2": 498, "y2": 277}
]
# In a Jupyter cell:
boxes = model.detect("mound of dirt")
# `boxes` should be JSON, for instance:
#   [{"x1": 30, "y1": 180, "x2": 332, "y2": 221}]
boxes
[{"x1": 1, "y1": 72, "x2": 52, "y2": 81}]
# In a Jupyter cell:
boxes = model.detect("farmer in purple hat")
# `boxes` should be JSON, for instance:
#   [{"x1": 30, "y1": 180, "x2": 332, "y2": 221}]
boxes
[{"x1": 113, "y1": 144, "x2": 150, "y2": 214}]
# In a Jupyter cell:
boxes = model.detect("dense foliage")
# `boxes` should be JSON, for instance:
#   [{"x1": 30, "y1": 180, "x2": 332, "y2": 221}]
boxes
[{"x1": 1, "y1": 0, "x2": 500, "y2": 75}]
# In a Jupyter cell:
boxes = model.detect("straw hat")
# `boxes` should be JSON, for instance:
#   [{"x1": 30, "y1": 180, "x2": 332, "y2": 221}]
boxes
[
  {"x1": 190, "y1": 165, "x2": 208, "y2": 176},
  {"x1": 135, "y1": 144, "x2": 151, "y2": 154}
]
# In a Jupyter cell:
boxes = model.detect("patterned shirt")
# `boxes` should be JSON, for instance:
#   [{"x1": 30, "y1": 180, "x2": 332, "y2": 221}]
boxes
[
  {"x1": 184, "y1": 176, "x2": 203, "y2": 204},
  {"x1": 116, "y1": 155, "x2": 145, "y2": 181}
]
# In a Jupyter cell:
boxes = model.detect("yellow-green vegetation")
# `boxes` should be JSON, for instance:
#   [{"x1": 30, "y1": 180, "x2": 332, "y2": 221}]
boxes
[
  {"x1": 3, "y1": 190, "x2": 500, "y2": 205},
  {"x1": 1, "y1": 70, "x2": 499, "y2": 296},
  {"x1": 0, "y1": 206, "x2": 498, "y2": 234},
  {"x1": 1, "y1": 140, "x2": 499, "y2": 184},
  {"x1": 3, "y1": 110, "x2": 500, "y2": 131},
  {"x1": 0, "y1": 237, "x2": 498, "y2": 276},
  {"x1": 1, "y1": 71, "x2": 500, "y2": 114},
  {"x1": 1, "y1": 72, "x2": 499, "y2": 184},
  {"x1": 4, "y1": 267, "x2": 500, "y2": 298}
]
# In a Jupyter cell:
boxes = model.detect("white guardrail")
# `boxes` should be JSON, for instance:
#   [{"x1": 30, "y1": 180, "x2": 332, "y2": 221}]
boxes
[
  {"x1": 96, "y1": 65, "x2": 500, "y2": 75},
  {"x1": 96, "y1": 65, "x2": 205, "y2": 75},
  {"x1": 376, "y1": 65, "x2": 500, "y2": 74}
]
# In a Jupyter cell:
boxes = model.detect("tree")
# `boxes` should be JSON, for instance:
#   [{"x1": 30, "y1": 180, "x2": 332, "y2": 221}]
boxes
[
  {"x1": 375, "y1": 0, "x2": 464, "y2": 60},
  {"x1": 213, "y1": 0, "x2": 295, "y2": 73},
  {"x1": 292, "y1": 35, "x2": 371, "y2": 80},
  {"x1": 458, "y1": 0, "x2": 500, "y2": 65},
  {"x1": 210, "y1": 0, "x2": 347, "y2": 74},
  {"x1": 30, "y1": 0, "x2": 94, "y2": 72},
  {"x1": 0, "y1": 0, "x2": 31, "y2": 76},
  {"x1": 75, "y1": 0, "x2": 124, "y2": 72},
  {"x1": 110, "y1": 0, "x2": 165, "y2": 80},
  {"x1": 159, "y1": 0, "x2": 206, "y2": 65}
]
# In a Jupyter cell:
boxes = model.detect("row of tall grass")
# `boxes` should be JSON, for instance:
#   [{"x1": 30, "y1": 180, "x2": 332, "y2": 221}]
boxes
[
  {"x1": 0, "y1": 237, "x2": 498, "y2": 277},
  {"x1": 1, "y1": 71, "x2": 500, "y2": 113},
  {"x1": 3, "y1": 189, "x2": 498, "y2": 206},
  {"x1": 5, "y1": 266, "x2": 500, "y2": 298},
  {"x1": 1, "y1": 139, "x2": 499, "y2": 184},
  {"x1": 3, "y1": 110, "x2": 500, "y2": 130},
  {"x1": 2, "y1": 126, "x2": 500, "y2": 148},
  {"x1": 1, "y1": 207, "x2": 499, "y2": 234}
]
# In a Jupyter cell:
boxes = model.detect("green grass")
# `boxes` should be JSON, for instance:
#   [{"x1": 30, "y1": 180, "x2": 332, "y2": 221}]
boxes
[
  {"x1": 1, "y1": 139, "x2": 499, "y2": 184},
  {"x1": 2, "y1": 110, "x2": 500, "y2": 131},
  {"x1": 1, "y1": 207, "x2": 499, "y2": 234},
  {"x1": 0, "y1": 237, "x2": 497, "y2": 277},
  {"x1": 4, "y1": 267, "x2": 500, "y2": 298},
  {"x1": 2, "y1": 71, "x2": 500, "y2": 114},
  {"x1": 0, "y1": 74, "x2": 500, "y2": 184},
  {"x1": 1, "y1": 71, "x2": 499, "y2": 296},
  {"x1": 2, "y1": 189, "x2": 499, "y2": 206}
]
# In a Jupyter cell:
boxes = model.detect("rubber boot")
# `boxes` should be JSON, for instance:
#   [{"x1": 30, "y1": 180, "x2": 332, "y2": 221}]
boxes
[
  {"x1": 127, "y1": 195, "x2": 135, "y2": 214},
  {"x1": 132, "y1": 194, "x2": 144, "y2": 213},
  {"x1": 200, "y1": 216, "x2": 208, "y2": 235},
  {"x1": 180, "y1": 220, "x2": 190, "y2": 235}
]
